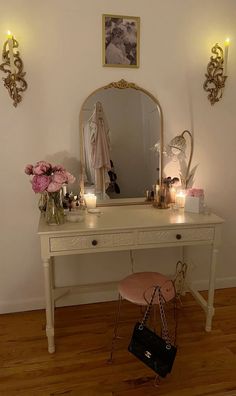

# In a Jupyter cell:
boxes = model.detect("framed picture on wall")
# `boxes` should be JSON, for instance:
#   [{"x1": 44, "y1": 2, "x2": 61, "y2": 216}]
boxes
[{"x1": 102, "y1": 14, "x2": 140, "y2": 68}]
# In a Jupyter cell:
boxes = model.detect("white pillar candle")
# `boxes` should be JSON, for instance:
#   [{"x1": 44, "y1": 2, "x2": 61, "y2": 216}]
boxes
[
  {"x1": 224, "y1": 37, "x2": 230, "y2": 76},
  {"x1": 175, "y1": 191, "x2": 186, "y2": 208},
  {"x1": 169, "y1": 187, "x2": 176, "y2": 204},
  {"x1": 62, "y1": 184, "x2": 67, "y2": 196},
  {"x1": 84, "y1": 193, "x2": 97, "y2": 209},
  {"x1": 7, "y1": 31, "x2": 15, "y2": 74}
]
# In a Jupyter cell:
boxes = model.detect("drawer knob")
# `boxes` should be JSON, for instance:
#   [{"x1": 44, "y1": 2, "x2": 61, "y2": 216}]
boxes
[
  {"x1": 92, "y1": 239, "x2": 98, "y2": 246},
  {"x1": 176, "y1": 234, "x2": 182, "y2": 240}
]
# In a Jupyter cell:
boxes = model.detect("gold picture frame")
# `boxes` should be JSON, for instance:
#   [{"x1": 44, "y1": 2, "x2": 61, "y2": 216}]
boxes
[{"x1": 102, "y1": 14, "x2": 140, "y2": 68}]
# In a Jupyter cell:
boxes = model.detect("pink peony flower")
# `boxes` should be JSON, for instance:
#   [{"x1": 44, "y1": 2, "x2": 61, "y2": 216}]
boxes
[
  {"x1": 47, "y1": 181, "x2": 62, "y2": 192},
  {"x1": 52, "y1": 171, "x2": 68, "y2": 184},
  {"x1": 52, "y1": 165, "x2": 65, "y2": 172},
  {"x1": 25, "y1": 160, "x2": 75, "y2": 196},
  {"x1": 33, "y1": 161, "x2": 52, "y2": 175},
  {"x1": 31, "y1": 175, "x2": 51, "y2": 193},
  {"x1": 65, "y1": 171, "x2": 76, "y2": 184},
  {"x1": 24, "y1": 164, "x2": 33, "y2": 175}
]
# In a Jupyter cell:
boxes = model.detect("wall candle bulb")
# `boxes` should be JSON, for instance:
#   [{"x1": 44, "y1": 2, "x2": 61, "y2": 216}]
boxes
[
  {"x1": 7, "y1": 30, "x2": 15, "y2": 74},
  {"x1": 224, "y1": 37, "x2": 230, "y2": 76}
]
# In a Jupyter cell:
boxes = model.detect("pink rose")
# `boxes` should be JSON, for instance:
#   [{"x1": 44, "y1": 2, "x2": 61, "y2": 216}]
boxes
[
  {"x1": 33, "y1": 161, "x2": 52, "y2": 175},
  {"x1": 52, "y1": 164, "x2": 65, "y2": 172},
  {"x1": 31, "y1": 175, "x2": 51, "y2": 193},
  {"x1": 65, "y1": 171, "x2": 75, "y2": 184},
  {"x1": 52, "y1": 171, "x2": 67, "y2": 184},
  {"x1": 47, "y1": 181, "x2": 62, "y2": 192},
  {"x1": 25, "y1": 160, "x2": 75, "y2": 196},
  {"x1": 24, "y1": 164, "x2": 33, "y2": 175}
]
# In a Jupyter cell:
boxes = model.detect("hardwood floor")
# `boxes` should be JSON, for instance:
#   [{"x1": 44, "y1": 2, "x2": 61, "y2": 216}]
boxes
[{"x1": 1, "y1": 288, "x2": 236, "y2": 396}]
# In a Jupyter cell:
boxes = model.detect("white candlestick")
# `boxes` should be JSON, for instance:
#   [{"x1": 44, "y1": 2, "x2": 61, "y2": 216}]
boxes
[
  {"x1": 7, "y1": 31, "x2": 15, "y2": 74},
  {"x1": 84, "y1": 193, "x2": 97, "y2": 209},
  {"x1": 62, "y1": 184, "x2": 67, "y2": 196},
  {"x1": 224, "y1": 38, "x2": 230, "y2": 76}
]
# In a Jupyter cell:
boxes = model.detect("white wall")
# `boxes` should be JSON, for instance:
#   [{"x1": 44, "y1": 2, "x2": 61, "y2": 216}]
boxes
[{"x1": 0, "y1": 0, "x2": 236, "y2": 313}]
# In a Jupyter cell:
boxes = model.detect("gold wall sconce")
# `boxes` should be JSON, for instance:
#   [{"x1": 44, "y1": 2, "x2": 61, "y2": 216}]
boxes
[
  {"x1": 0, "y1": 31, "x2": 27, "y2": 107},
  {"x1": 203, "y1": 38, "x2": 230, "y2": 105}
]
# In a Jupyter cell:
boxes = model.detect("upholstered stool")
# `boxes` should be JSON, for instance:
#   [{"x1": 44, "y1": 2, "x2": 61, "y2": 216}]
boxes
[{"x1": 109, "y1": 271, "x2": 176, "y2": 361}]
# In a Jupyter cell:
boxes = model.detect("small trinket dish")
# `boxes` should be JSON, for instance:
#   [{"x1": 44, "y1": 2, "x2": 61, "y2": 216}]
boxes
[
  {"x1": 88, "y1": 208, "x2": 102, "y2": 214},
  {"x1": 66, "y1": 210, "x2": 85, "y2": 222}
]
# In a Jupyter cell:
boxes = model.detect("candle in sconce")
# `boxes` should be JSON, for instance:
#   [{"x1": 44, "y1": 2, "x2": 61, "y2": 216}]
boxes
[
  {"x1": 84, "y1": 193, "x2": 97, "y2": 209},
  {"x1": 175, "y1": 191, "x2": 186, "y2": 208},
  {"x1": 224, "y1": 37, "x2": 230, "y2": 76},
  {"x1": 7, "y1": 30, "x2": 15, "y2": 74}
]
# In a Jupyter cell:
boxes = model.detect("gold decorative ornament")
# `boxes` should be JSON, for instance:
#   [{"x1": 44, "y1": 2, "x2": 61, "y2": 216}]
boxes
[
  {"x1": 203, "y1": 43, "x2": 227, "y2": 105},
  {"x1": 104, "y1": 79, "x2": 139, "y2": 90},
  {"x1": 0, "y1": 32, "x2": 27, "y2": 107}
]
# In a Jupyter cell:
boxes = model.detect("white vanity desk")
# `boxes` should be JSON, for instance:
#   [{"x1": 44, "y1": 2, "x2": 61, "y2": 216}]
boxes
[{"x1": 38, "y1": 204, "x2": 224, "y2": 353}]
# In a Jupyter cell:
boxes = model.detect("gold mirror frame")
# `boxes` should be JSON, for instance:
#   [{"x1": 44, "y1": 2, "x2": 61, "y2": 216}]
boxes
[{"x1": 79, "y1": 79, "x2": 164, "y2": 205}]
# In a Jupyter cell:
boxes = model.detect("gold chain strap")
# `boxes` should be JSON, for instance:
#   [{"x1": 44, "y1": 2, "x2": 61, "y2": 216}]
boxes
[
  {"x1": 138, "y1": 285, "x2": 159, "y2": 330},
  {"x1": 157, "y1": 287, "x2": 172, "y2": 347},
  {"x1": 138, "y1": 285, "x2": 172, "y2": 348}
]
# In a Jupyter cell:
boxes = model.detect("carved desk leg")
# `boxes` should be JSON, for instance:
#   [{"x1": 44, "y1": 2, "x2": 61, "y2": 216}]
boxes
[
  {"x1": 205, "y1": 247, "x2": 218, "y2": 332},
  {"x1": 50, "y1": 257, "x2": 55, "y2": 323},
  {"x1": 43, "y1": 258, "x2": 55, "y2": 353}
]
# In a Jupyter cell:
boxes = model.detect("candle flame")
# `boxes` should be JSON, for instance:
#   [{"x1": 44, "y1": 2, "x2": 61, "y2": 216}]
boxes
[
  {"x1": 176, "y1": 191, "x2": 186, "y2": 197},
  {"x1": 225, "y1": 37, "x2": 230, "y2": 46},
  {"x1": 7, "y1": 30, "x2": 13, "y2": 38}
]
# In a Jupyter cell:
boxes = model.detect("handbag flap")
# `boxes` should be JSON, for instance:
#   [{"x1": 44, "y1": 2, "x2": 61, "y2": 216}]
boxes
[{"x1": 128, "y1": 322, "x2": 177, "y2": 376}]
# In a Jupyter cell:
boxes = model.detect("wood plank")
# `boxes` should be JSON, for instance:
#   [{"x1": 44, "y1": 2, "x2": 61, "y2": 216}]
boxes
[{"x1": 0, "y1": 288, "x2": 236, "y2": 395}]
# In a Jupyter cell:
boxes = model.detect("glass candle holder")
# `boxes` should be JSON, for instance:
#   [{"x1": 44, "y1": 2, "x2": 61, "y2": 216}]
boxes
[
  {"x1": 84, "y1": 193, "x2": 97, "y2": 209},
  {"x1": 175, "y1": 190, "x2": 186, "y2": 208}
]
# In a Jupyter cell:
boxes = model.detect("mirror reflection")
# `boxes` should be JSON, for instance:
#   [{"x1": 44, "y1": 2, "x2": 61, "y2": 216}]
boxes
[{"x1": 80, "y1": 82, "x2": 163, "y2": 202}]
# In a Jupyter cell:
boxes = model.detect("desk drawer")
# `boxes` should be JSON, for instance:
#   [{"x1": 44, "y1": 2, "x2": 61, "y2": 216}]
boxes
[
  {"x1": 50, "y1": 232, "x2": 134, "y2": 252},
  {"x1": 138, "y1": 227, "x2": 214, "y2": 245}
]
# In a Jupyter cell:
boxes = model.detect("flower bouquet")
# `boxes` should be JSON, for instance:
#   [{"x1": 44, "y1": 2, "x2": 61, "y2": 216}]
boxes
[{"x1": 25, "y1": 161, "x2": 75, "y2": 225}]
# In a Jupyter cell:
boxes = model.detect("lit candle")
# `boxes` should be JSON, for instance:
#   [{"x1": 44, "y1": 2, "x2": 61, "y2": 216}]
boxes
[
  {"x1": 175, "y1": 191, "x2": 186, "y2": 208},
  {"x1": 224, "y1": 37, "x2": 230, "y2": 76},
  {"x1": 169, "y1": 186, "x2": 176, "y2": 204},
  {"x1": 7, "y1": 30, "x2": 15, "y2": 74},
  {"x1": 84, "y1": 193, "x2": 97, "y2": 209}
]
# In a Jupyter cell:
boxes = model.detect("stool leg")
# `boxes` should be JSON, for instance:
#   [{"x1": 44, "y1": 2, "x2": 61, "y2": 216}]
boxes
[{"x1": 108, "y1": 293, "x2": 122, "y2": 363}]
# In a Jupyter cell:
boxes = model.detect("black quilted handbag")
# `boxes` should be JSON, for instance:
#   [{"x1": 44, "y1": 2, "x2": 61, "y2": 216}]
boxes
[{"x1": 128, "y1": 285, "x2": 177, "y2": 378}]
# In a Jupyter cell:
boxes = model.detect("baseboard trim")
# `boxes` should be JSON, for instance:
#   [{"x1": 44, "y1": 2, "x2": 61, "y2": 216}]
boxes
[
  {"x1": 0, "y1": 297, "x2": 45, "y2": 314},
  {"x1": 192, "y1": 277, "x2": 236, "y2": 291},
  {"x1": 1, "y1": 277, "x2": 236, "y2": 314}
]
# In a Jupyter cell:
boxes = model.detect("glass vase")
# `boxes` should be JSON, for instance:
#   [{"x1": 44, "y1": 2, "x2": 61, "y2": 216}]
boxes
[
  {"x1": 38, "y1": 192, "x2": 47, "y2": 213},
  {"x1": 45, "y1": 191, "x2": 65, "y2": 225}
]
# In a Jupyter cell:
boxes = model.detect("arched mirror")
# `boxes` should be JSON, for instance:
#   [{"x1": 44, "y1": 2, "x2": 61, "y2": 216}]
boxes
[{"x1": 79, "y1": 79, "x2": 163, "y2": 205}]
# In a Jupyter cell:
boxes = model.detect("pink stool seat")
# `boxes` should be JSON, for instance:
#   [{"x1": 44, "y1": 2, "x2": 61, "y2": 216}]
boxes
[{"x1": 118, "y1": 272, "x2": 175, "y2": 306}]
